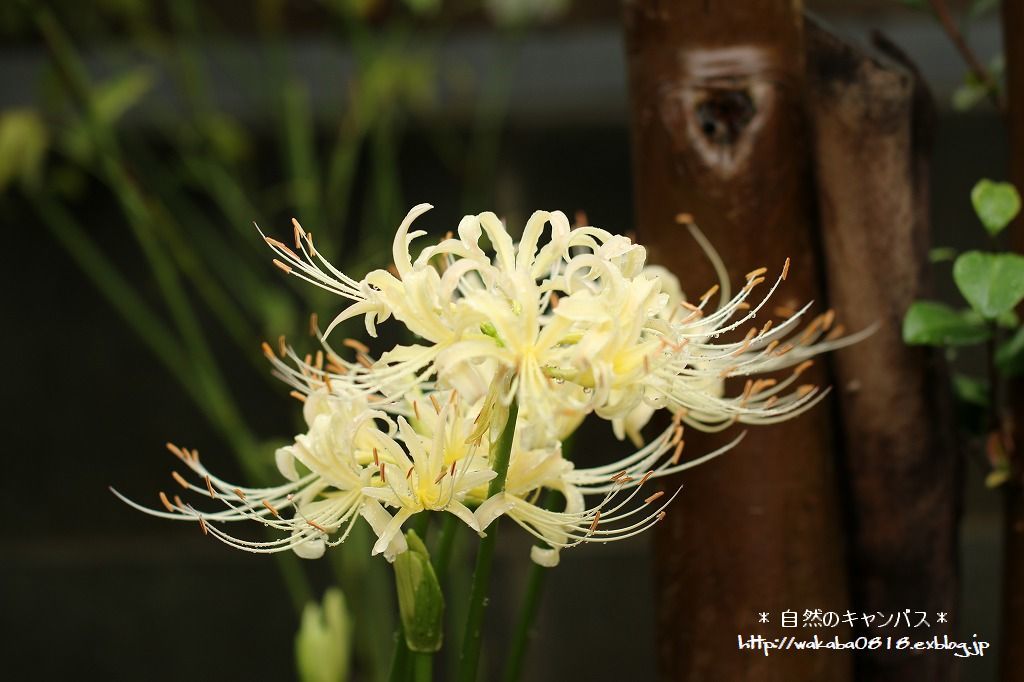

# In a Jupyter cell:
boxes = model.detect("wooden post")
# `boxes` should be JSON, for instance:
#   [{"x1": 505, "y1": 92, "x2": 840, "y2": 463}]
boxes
[
  {"x1": 623, "y1": 3, "x2": 851, "y2": 680},
  {"x1": 806, "y1": 23, "x2": 959, "y2": 682},
  {"x1": 1001, "y1": 0, "x2": 1024, "y2": 679}
]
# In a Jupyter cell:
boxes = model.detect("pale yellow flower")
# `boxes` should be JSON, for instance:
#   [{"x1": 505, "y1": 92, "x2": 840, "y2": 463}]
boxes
[
  {"x1": 474, "y1": 418, "x2": 745, "y2": 566},
  {"x1": 262, "y1": 205, "x2": 864, "y2": 447}
]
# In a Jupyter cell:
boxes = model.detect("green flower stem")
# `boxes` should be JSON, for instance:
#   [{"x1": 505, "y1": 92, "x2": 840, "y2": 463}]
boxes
[
  {"x1": 501, "y1": 561, "x2": 546, "y2": 682},
  {"x1": 387, "y1": 635, "x2": 410, "y2": 682},
  {"x1": 412, "y1": 653, "x2": 433, "y2": 682},
  {"x1": 331, "y1": 525, "x2": 395, "y2": 682},
  {"x1": 501, "y1": 437, "x2": 572, "y2": 681},
  {"x1": 457, "y1": 399, "x2": 519, "y2": 682},
  {"x1": 501, "y1": 490, "x2": 560, "y2": 682},
  {"x1": 432, "y1": 514, "x2": 459, "y2": 577}
]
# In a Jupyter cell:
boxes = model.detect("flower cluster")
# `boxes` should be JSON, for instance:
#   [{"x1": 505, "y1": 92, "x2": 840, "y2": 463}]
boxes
[{"x1": 117, "y1": 204, "x2": 861, "y2": 566}]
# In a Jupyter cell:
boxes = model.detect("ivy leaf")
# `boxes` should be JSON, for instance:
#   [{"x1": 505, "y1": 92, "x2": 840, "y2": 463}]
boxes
[
  {"x1": 902, "y1": 301, "x2": 990, "y2": 346},
  {"x1": 996, "y1": 326, "x2": 1024, "y2": 376},
  {"x1": 929, "y1": 246, "x2": 958, "y2": 263},
  {"x1": 998, "y1": 309, "x2": 1020, "y2": 329},
  {"x1": 971, "y1": 179, "x2": 1021, "y2": 236},
  {"x1": 953, "y1": 72, "x2": 989, "y2": 112},
  {"x1": 953, "y1": 374, "x2": 989, "y2": 408},
  {"x1": 953, "y1": 251, "x2": 1024, "y2": 319}
]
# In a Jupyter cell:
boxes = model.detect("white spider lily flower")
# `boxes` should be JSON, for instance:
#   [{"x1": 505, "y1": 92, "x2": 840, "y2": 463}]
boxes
[
  {"x1": 111, "y1": 383, "x2": 512, "y2": 563},
  {"x1": 475, "y1": 418, "x2": 745, "y2": 567},
  {"x1": 361, "y1": 391, "x2": 498, "y2": 557},
  {"x1": 637, "y1": 259, "x2": 873, "y2": 434},
  {"x1": 259, "y1": 205, "x2": 864, "y2": 447},
  {"x1": 111, "y1": 388, "x2": 412, "y2": 561}
]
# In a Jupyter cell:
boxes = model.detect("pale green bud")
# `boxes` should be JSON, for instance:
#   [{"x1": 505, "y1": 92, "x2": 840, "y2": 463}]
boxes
[
  {"x1": 394, "y1": 529, "x2": 444, "y2": 652},
  {"x1": 295, "y1": 588, "x2": 351, "y2": 682}
]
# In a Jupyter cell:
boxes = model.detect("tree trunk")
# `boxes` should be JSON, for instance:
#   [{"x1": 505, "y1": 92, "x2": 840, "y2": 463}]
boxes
[
  {"x1": 806, "y1": 22, "x2": 960, "y2": 682},
  {"x1": 1001, "y1": 0, "x2": 1024, "y2": 679},
  {"x1": 623, "y1": 3, "x2": 851, "y2": 680}
]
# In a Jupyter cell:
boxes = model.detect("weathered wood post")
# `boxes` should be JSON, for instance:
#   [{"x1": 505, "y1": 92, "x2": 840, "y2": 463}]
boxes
[
  {"x1": 806, "y1": 24, "x2": 958, "y2": 682},
  {"x1": 623, "y1": 3, "x2": 852, "y2": 680},
  {"x1": 624, "y1": 4, "x2": 963, "y2": 681},
  {"x1": 1001, "y1": 1, "x2": 1024, "y2": 679}
]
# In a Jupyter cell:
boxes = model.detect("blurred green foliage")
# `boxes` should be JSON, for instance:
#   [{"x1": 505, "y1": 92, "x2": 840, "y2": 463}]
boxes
[
  {"x1": 903, "y1": 178, "x2": 1023, "y2": 489},
  {"x1": 0, "y1": 1, "x2": 569, "y2": 680}
]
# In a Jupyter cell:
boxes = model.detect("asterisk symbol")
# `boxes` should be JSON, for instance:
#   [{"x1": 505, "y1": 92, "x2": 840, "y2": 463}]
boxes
[
  {"x1": 759, "y1": 612, "x2": 769, "y2": 624},
  {"x1": 937, "y1": 612, "x2": 947, "y2": 624}
]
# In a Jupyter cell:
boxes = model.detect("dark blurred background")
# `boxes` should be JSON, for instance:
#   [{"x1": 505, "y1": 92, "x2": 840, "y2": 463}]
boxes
[{"x1": 0, "y1": 1, "x2": 1007, "y2": 680}]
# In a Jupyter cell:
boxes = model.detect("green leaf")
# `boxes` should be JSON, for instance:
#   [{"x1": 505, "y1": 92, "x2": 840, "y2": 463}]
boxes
[
  {"x1": 953, "y1": 373, "x2": 989, "y2": 407},
  {"x1": 986, "y1": 467, "x2": 1011, "y2": 488},
  {"x1": 954, "y1": 251, "x2": 1024, "y2": 318},
  {"x1": 483, "y1": 0, "x2": 571, "y2": 26},
  {"x1": 393, "y1": 529, "x2": 444, "y2": 653},
  {"x1": 0, "y1": 109, "x2": 49, "y2": 190},
  {"x1": 998, "y1": 309, "x2": 1020, "y2": 329},
  {"x1": 94, "y1": 67, "x2": 154, "y2": 124},
  {"x1": 997, "y1": 326, "x2": 1024, "y2": 376},
  {"x1": 970, "y1": 0, "x2": 1001, "y2": 18},
  {"x1": 971, "y1": 179, "x2": 1021, "y2": 236},
  {"x1": 295, "y1": 588, "x2": 351, "y2": 682},
  {"x1": 201, "y1": 114, "x2": 250, "y2": 164},
  {"x1": 902, "y1": 301, "x2": 990, "y2": 346},
  {"x1": 929, "y1": 246, "x2": 958, "y2": 263},
  {"x1": 953, "y1": 80, "x2": 989, "y2": 112},
  {"x1": 402, "y1": 0, "x2": 441, "y2": 14}
]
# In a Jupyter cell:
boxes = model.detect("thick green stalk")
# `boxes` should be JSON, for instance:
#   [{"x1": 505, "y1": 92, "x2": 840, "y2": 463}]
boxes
[
  {"x1": 501, "y1": 563, "x2": 546, "y2": 682},
  {"x1": 432, "y1": 514, "x2": 459, "y2": 578},
  {"x1": 501, "y1": 490, "x2": 561, "y2": 682},
  {"x1": 500, "y1": 433, "x2": 572, "y2": 681},
  {"x1": 412, "y1": 653, "x2": 433, "y2": 682},
  {"x1": 457, "y1": 399, "x2": 519, "y2": 682},
  {"x1": 331, "y1": 525, "x2": 395, "y2": 682},
  {"x1": 387, "y1": 635, "x2": 410, "y2": 682}
]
